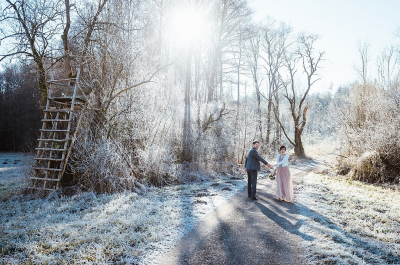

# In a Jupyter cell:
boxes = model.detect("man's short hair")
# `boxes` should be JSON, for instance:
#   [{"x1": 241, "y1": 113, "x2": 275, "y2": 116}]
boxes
[{"x1": 252, "y1": 140, "x2": 259, "y2": 145}]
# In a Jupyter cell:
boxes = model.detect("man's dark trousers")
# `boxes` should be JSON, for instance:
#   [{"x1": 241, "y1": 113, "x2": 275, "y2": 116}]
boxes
[
  {"x1": 247, "y1": 171, "x2": 251, "y2": 197},
  {"x1": 248, "y1": 169, "x2": 258, "y2": 199}
]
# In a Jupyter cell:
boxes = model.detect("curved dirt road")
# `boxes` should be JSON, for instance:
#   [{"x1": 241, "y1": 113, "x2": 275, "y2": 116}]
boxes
[{"x1": 155, "y1": 166, "x2": 315, "y2": 265}]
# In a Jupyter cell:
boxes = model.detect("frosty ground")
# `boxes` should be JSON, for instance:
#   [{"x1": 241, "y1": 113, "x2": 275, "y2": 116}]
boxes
[{"x1": 1, "y1": 144, "x2": 399, "y2": 264}]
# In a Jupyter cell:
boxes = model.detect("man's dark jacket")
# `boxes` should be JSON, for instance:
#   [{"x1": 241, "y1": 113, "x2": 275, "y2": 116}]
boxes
[{"x1": 245, "y1": 148, "x2": 269, "y2": 171}]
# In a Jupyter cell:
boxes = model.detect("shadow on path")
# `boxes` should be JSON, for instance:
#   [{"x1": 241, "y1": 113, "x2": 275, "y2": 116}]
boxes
[
  {"x1": 157, "y1": 175, "x2": 313, "y2": 265},
  {"x1": 253, "y1": 199, "x2": 314, "y2": 242},
  {"x1": 156, "y1": 162, "x2": 397, "y2": 265}
]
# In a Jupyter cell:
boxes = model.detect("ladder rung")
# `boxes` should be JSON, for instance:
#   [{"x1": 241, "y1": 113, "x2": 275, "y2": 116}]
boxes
[
  {"x1": 52, "y1": 97, "x2": 86, "y2": 103},
  {"x1": 30, "y1": 177, "x2": 60, "y2": 181},
  {"x1": 70, "y1": 107, "x2": 84, "y2": 110},
  {"x1": 34, "y1": 158, "x2": 64, "y2": 162},
  {"x1": 48, "y1": 78, "x2": 76, "y2": 83},
  {"x1": 39, "y1": 129, "x2": 69, "y2": 132},
  {"x1": 41, "y1": 119, "x2": 70, "y2": 122},
  {"x1": 28, "y1": 187, "x2": 58, "y2": 191},
  {"x1": 48, "y1": 82, "x2": 73, "y2": 87},
  {"x1": 33, "y1": 167, "x2": 63, "y2": 171},
  {"x1": 37, "y1": 139, "x2": 68, "y2": 142},
  {"x1": 43, "y1": 109, "x2": 72, "y2": 113},
  {"x1": 35, "y1": 148, "x2": 67, "y2": 151}
]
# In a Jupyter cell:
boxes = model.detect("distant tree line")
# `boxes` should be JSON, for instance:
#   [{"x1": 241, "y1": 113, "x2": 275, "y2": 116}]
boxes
[{"x1": 0, "y1": 63, "x2": 42, "y2": 151}]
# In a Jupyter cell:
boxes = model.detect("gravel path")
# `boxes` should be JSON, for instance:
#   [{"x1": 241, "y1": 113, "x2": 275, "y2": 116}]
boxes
[{"x1": 155, "y1": 166, "x2": 314, "y2": 265}]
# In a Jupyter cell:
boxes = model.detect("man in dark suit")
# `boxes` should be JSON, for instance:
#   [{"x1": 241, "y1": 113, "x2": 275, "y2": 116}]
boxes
[{"x1": 245, "y1": 140, "x2": 273, "y2": 200}]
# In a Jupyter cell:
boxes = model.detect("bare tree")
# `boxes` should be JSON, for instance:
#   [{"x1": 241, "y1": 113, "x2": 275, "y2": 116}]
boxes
[
  {"x1": 246, "y1": 25, "x2": 263, "y2": 141},
  {"x1": 0, "y1": 0, "x2": 64, "y2": 105},
  {"x1": 230, "y1": 26, "x2": 249, "y2": 162},
  {"x1": 228, "y1": 22, "x2": 250, "y2": 108},
  {"x1": 261, "y1": 20, "x2": 291, "y2": 150},
  {"x1": 276, "y1": 33, "x2": 324, "y2": 157},
  {"x1": 355, "y1": 40, "x2": 370, "y2": 84},
  {"x1": 350, "y1": 40, "x2": 373, "y2": 127},
  {"x1": 377, "y1": 45, "x2": 399, "y2": 89},
  {"x1": 206, "y1": 0, "x2": 251, "y2": 102},
  {"x1": 182, "y1": 47, "x2": 193, "y2": 162}
]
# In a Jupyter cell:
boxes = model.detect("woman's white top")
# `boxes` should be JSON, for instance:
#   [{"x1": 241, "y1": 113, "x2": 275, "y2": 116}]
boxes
[{"x1": 276, "y1": 154, "x2": 289, "y2": 168}]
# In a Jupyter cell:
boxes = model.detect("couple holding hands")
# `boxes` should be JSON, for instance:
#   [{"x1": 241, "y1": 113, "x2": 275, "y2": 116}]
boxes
[{"x1": 244, "y1": 140, "x2": 294, "y2": 202}]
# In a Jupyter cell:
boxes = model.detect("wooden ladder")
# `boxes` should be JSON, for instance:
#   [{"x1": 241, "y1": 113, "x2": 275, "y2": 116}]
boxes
[{"x1": 30, "y1": 69, "x2": 85, "y2": 191}]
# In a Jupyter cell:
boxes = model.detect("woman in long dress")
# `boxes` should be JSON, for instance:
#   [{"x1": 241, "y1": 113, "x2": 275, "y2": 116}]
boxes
[{"x1": 274, "y1": 146, "x2": 294, "y2": 202}]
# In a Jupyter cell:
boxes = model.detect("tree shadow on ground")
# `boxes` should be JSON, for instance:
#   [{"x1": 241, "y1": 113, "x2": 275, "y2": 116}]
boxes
[
  {"x1": 257, "y1": 190, "x2": 398, "y2": 264},
  {"x1": 253, "y1": 200, "x2": 314, "y2": 241},
  {"x1": 178, "y1": 218, "x2": 293, "y2": 265},
  {"x1": 175, "y1": 185, "x2": 311, "y2": 265}
]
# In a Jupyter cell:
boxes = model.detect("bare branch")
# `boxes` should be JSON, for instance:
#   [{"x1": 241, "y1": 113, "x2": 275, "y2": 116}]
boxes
[
  {"x1": 202, "y1": 103, "x2": 233, "y2": 132},
  {"x1": 108, "y1": 62, "x2": 175, "y2": 103},
  {"x1": 0, "y1": 51, "x2": 32, "y2": 62}
]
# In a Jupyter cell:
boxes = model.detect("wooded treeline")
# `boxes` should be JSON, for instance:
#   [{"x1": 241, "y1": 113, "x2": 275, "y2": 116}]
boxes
[
  {"x1": 0, "y1": 63, "x2": 42, "y2": 151},
  {"x1": 0, "y1": 0, "x2": 398, "y2": 190}
]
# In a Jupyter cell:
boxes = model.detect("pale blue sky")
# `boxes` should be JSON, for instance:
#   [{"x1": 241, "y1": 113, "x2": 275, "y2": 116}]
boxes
[{"x1": 249, "y1": 0, "x2": 400, "y2": 93}]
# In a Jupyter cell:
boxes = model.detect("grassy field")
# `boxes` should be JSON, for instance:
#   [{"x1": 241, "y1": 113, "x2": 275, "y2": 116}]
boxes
[
  {"x1": 295, "y1": 141, "x2": 400, "y2": 264},
  {"x1": 0, "y1": 153, "x2": 247, "y2": 264},
  {"x1": 296, "y1": 172, "x2": 400, "y2": 264}
]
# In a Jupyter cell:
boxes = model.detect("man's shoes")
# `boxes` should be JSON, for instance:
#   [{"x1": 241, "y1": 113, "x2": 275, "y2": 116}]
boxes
[{"x1": 250, "y1": 197, "x2": 258, "y2": 200}]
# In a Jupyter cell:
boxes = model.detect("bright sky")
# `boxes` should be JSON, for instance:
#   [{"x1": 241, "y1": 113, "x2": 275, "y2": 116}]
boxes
[{"x1": 249, "y1": 0, "x2": 400, "y2": 93}]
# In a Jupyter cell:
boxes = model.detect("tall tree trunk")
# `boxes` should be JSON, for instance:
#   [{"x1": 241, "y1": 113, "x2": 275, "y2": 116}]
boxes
[
  {"x1": 62, "y1": 0, "x2": 72, "y2": 76},
  {"x1": 194, "y1": 51, "x2": 200, "y2": 102},
  {"x1": 241, "y1": 84, "x2": 248, "y2": 164},
  {"x1": 219, "y1": 58, "x2": 223, "y2": 99},
  {"x1": 274, "y1": 89, "x2": 280, "y2": 151},
  {"x1": 256, "y1": 86, "x2": 262, "y2": 142},
  {"x1": 294, "y1": 127, "x2": 305, "y2": 157},
  {"x1": 158, "y1": 0, "x2": 164, "y2": 54},
  {"x1": 207, "y1": 54, "x2": 218, "y2": 102},
  {"x1": 265, "y1": 90, "x2": 272, "y2": 145},
  {"x1": 235, "y1": 64, "x2": 240, "y2": 163},
  {"x1": 182, "y1": 51, "x2": 192, "y2": 162},
  {"x1": 36, "y1": 60, "x2": 48, "y2": 106}
]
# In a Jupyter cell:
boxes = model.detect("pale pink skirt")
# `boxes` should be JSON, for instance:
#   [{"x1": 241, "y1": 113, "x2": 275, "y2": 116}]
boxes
[{"x1": 276, "y1": 166, "x2": 294, "y2": 202}]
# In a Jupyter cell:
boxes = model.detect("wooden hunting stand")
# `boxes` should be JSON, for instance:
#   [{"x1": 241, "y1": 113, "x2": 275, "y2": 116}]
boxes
[{"x1": 30, "y1": 69, "x2": 87, "y2": 191}]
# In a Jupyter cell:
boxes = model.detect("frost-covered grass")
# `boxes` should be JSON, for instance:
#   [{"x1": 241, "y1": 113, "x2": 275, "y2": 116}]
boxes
[
  {"x1": 0, "y1": 152, "x2": 246, "y2": 264},
  {"x1": 0, "y1": 153, "x2": 31, "y2": 200},
  {"x1": 297, "y1": 172, "x2": 400, "y2": 264}
]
